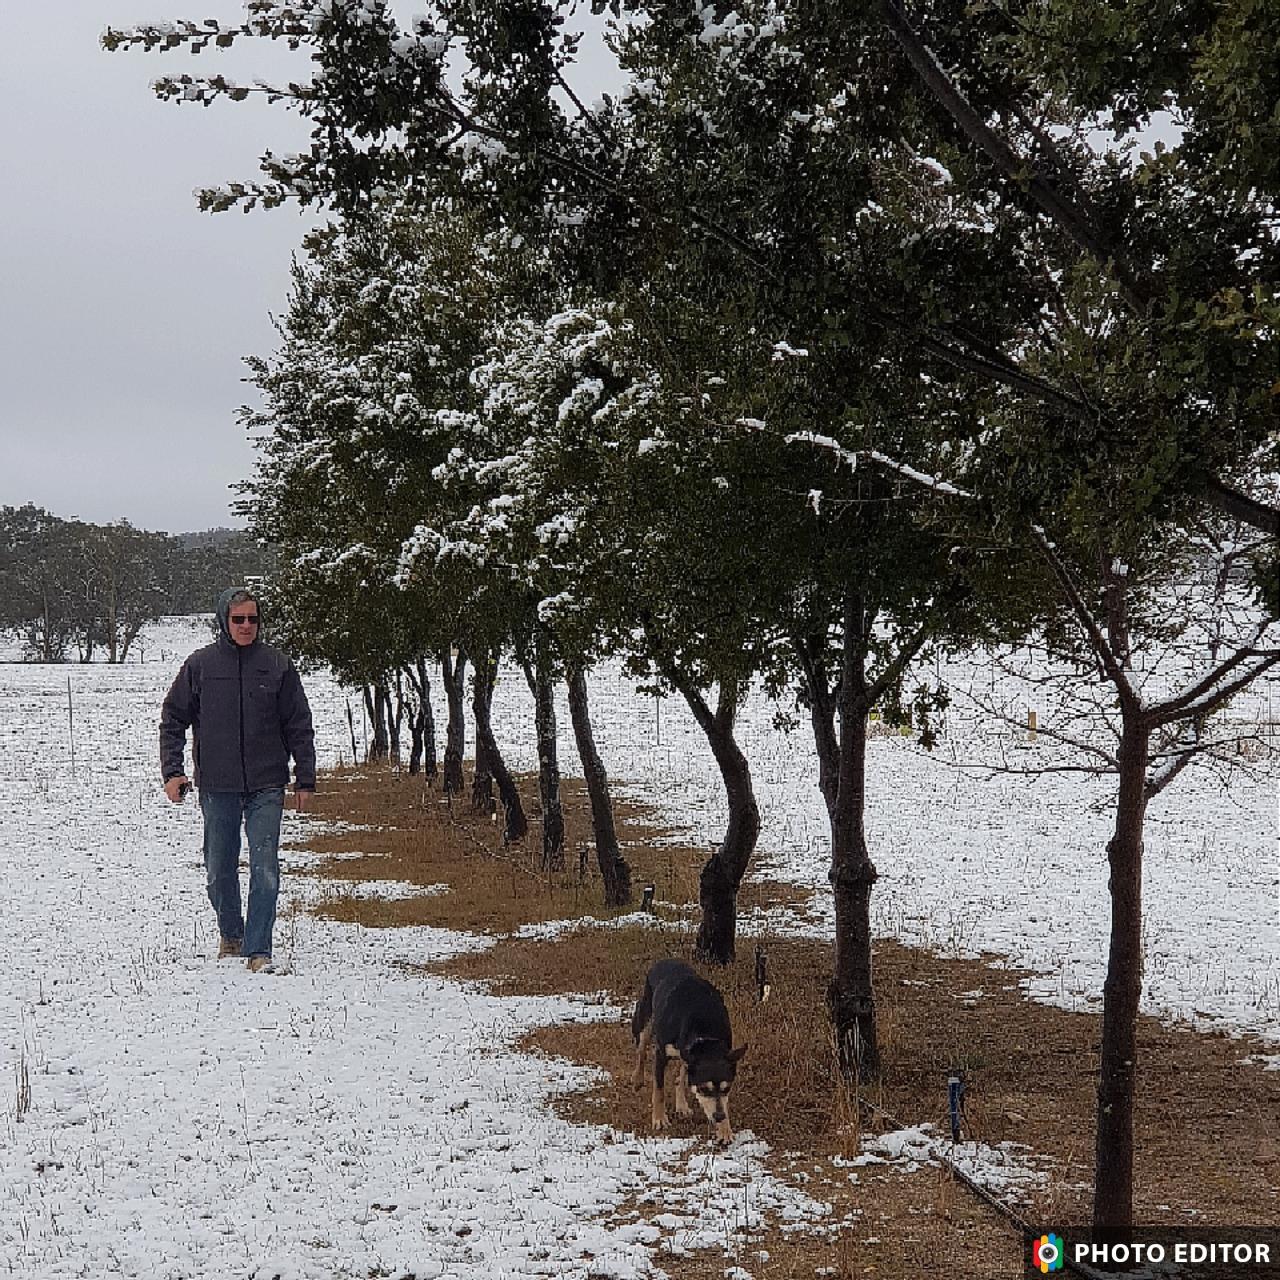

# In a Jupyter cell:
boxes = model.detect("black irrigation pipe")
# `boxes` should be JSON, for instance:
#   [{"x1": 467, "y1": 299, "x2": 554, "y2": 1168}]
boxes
[{"x1": 854, "y1": 1090, "x2": 1111, "y2": 1280}]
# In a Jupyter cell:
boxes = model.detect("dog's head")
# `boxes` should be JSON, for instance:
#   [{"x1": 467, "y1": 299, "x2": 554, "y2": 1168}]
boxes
[{"x1": 684, "y1": 1040, "x2": 747, "y2": 1143}]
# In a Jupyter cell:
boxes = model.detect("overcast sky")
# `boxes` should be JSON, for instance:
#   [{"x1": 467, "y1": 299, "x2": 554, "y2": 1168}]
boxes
[
  {"x1": 0, "y1": 4, "x2": 322, "y2": 534},
  {"x1": 0, "y1": 3, "x2": 618, "y2": 536}
]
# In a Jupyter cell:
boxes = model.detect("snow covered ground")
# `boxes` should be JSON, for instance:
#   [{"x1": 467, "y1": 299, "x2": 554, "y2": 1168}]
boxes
[
  {"x1": 0, "y1": 616, "x2": 1275, "y2": 1277},
  {"x1": 514, "y1": 659, "x2": 1279, "y2": 1046},
  {"x1": 0, "y1": 619, "x2": 839, "y2": 1278}
]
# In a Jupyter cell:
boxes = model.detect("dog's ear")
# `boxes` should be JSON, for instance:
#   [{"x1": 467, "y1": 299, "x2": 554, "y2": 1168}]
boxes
[{"x1": 728, "y1": 1043, "x2": 748, "y2": 1063}]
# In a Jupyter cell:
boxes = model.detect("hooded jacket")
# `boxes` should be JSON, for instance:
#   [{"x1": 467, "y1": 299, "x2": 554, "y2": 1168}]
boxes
[{"x1": 159, "y1": 589, "x2": 316, "y2": 793}]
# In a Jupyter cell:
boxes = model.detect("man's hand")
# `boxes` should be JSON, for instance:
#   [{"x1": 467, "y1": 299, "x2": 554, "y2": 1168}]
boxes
[
  {"x1": 294, "y1": 789, "x2": 314, "y2": 813},
  {"x1": 163, "y1": 776, "x2": 190, "y2": 804}
]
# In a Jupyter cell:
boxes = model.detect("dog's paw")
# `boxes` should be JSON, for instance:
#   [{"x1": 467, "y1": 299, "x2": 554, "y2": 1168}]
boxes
[{"x1": 651, "y1": 1114, "x2": 670, "y2": 1132}]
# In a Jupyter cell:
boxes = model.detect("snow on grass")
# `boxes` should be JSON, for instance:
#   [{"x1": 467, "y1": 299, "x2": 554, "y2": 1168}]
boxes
[
  {"x1": 840, "y1": 1125, "x2": 1048, "y2": 1205},
  {"x1": 303, "y1": 878, "x2": 452, "y2": 902},
  {"x1": 480, "y1": 661, "x2": 1277, "y2": 1046},
  {"x1": 0, "y1": 620, "x2": 827, "y2": 1278},
  {"x1": 512, "y1": 911, "x2": 670, "y2": 942},
  {"x1": 1, "y1": 613, "x2": 1274, "y2": 1275}
]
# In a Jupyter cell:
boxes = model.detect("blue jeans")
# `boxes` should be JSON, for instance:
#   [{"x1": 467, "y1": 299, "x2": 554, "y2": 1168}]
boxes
[{"x1": 199, "y1": 788, "x2": 285, "y2": 958}]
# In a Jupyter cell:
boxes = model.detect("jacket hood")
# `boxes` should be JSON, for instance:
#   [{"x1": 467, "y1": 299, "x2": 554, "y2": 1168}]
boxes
[{"x1": 215, "y1": 587, "x2": 260, "y2": 645}]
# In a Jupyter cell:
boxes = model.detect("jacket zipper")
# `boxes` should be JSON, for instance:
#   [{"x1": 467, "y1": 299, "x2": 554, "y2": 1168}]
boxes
[{"x1": 238, "y1": 645, "x2": 248, "y2": 792}]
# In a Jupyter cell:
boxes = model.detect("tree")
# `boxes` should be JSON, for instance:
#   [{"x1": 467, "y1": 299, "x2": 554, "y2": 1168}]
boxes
[
  {"x1": 158, "y1": 529, "x2": 276, "y2": 616},
  {"x1": 81, "y1": 522, "x2": 170, "y2": 662},
  {"x1": 858, "y1": 428, "x2": 1278, "y2": 1232},
  {"x1": 239, "y1": 203, "x2": 542, "y2": 844},
  {"x1": 420, "y1": 297, "x2": 779, "y2": 955},
  {"x1": 108, "y1": 0, "x2": 1280, "y2": 1223},
  {"x1": 104, "y1": 1, "x2": 1278, "y2": 543},
  {"x1": 0, "y1": 506, "x2": 79, "y2": 661}
]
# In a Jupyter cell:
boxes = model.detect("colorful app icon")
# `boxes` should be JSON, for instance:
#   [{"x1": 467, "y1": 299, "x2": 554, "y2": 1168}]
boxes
[{"x1": 1033, "y1": 1233, "x2": 1064, "y2": 1274}]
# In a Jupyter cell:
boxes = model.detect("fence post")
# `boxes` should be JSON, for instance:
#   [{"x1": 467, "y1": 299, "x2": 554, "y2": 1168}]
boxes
[{"x1": 67, "y1": 676, "x2": 76, "y2": 780}]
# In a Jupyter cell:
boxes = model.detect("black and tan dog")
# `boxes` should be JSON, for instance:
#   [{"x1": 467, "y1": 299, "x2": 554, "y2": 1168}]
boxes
[{"x1": 632, "y1": 959, "x2": 747, "y2": 1143}]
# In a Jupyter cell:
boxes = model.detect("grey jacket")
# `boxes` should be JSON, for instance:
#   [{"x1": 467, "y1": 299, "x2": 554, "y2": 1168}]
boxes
[{"x1": 159, "y1": 591, "x2": 316, "y2": 793}]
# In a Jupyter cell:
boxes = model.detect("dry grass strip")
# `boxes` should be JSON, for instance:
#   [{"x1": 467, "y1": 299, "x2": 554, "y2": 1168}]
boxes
[{"x1": 292, "y1": 766, "x2": 1280, "y2": 1279}]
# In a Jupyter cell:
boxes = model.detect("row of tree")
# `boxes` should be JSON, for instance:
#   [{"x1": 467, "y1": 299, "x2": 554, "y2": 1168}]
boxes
[
  {"x1": 107, "y1": 0, "x2": 1279, "y2": 1234},
  {"x1": 0, "y1": 505, "x2": 272, "y2": 661}
]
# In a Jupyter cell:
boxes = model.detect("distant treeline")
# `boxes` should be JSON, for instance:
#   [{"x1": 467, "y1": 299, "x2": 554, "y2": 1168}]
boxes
[{"x1": 0, "y1": 504, "x2": 274, "y2": 662}]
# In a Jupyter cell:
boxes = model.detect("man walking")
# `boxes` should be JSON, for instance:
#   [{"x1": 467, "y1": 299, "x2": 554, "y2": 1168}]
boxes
[{"x1": 160, "y1": 588, "x2": 316, "y2": 972}]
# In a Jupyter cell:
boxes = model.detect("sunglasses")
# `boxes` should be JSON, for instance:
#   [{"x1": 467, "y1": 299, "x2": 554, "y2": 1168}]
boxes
[{"x1": 230, "y1": 614, "x2": 260, "y2": 625}]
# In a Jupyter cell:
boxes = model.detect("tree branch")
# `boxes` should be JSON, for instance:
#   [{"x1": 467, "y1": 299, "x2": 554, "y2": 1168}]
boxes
[
  {"x1": 1200, "y1": 476, "x2": 1280, "y2": 538},
  {"x1": 877, "y1": 0, "x2": 1146, "y2": 312},
  {"x1": 865, "y1": 615, "x2": 937, "y2": 707},
  {"x1": 1149, "y1": 650, "x2": 1280, "y2": 728},
  {"x1": 1026, "y1": 525, "x2": 1137, "y2": 707}
]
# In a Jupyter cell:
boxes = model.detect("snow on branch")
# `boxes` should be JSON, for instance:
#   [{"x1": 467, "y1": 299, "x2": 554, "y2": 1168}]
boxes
[
  {"x1": 861, "y1": 447, "x2": 974, "y2": 498},
  {"x1": 783, "y1": 431, "x2": 858, "y2": 472},
  {"x1": 102, "y1": 7, "x2": 316, "y2": 54},
  {"x1": 152, "y1": 75, "x2": 314, "y2": 109},
  {"x1": 784, "y1": 432, "x2": 976, "y2": 500},
  {"x1": 771, "y1": 340, "x2": 809, "y2": 361},
  {"x1": 293, "y1": 542, "x2": 375, "y2": 576}
]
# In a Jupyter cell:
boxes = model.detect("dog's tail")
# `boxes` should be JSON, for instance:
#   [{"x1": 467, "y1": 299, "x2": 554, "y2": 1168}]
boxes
[{"x1": 631, "y1": 971, "x2": 654, "y2": 1045}]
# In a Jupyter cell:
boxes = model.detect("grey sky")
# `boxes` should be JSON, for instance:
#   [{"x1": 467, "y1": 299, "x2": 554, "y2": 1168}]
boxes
[
  {"x1": 1, "y1": 3, "x2": 321, "y2": 534},
  {"x1": 0, "y1": 3, "x2": 618, "y2": 536}
]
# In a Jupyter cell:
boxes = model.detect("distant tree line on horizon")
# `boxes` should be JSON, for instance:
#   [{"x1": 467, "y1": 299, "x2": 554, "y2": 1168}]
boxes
[{"x1": 0, "y1": 504, "x2": 274, "y2": 662}]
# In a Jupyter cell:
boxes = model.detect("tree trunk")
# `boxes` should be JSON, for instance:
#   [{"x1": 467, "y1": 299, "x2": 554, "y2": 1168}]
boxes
[
  {"x1": 1093, "y1": 714, "x2": 1150, "y2": 1236},
  {"x1": 405, "y1": 663, "x2": 423, "y2": 775},
  {"x1": 408, "y1": 701, "x2": 424, "y2": 775},
  {"x1": 362, "y1": 686, "x2": 378, "y2": 761},
  {"x1": 521, "y1": 636, "x2": 565, "y2": 871},
  {"x1": 471, "y1": 653, "x2": 495, "y2": 814},
  {"x1": 345, "y1": 698, "x2": 359, "y2": 764},
  {"x1": 566, "y1": 664, "x2": 631, "y2": 907},
  {"x1": 386, "y1": 676, "x2": 403, "y2": 765},
  {"x1": 367, "y1": 681, "x2": 390, "y2": 762},
  {"x1": 1100, "y1": 552, "x2": 1132, "y2": 669},
  {"x1": 40, "y1": 585, "x2": 57, "y2": 663},
  {"x1": 471, "y1": 647, "x2": 528, "y2": 844},
  {"x1": 441, "y1": 648, "x2": 467, "y2": 796},
  {"x1": 665, "y1": 676, "x2": 758, "y2": 965},
  {"x1": 796, "y1": 633, "x2": 839, "y2": 817},
  {"x1": 105, "y1": 581, "x2": 119, "y2": 665},
  {"x1": 119, "y1": 619, "x2": 142, "y2": 664},
  {"x1": 827, "y1": 602, "x2": 880, "y2": 1083},
  {"x1": 419, "y1": 656, "x2": 438, "y2": 782}
]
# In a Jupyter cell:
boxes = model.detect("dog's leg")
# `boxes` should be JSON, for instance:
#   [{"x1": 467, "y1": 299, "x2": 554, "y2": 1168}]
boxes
[
  {"x1": 671, "y1": 1056, "x2": 692, "y2": 1115},
  {"x1": 717, "y1": 1102, "x2": 732, "y2": 1146},
  {"x1": 631, "y1": 975, "x2": 654, "y2": 1090},
  {"x1": 633, "y1": 1024, "x2": 651, "y2": 1090},
  {"x1": 630, "y1": 976, "x2": 653, "y2": 1044},
  {"x1": 650, "y1": 1046, "x2": 669, "y2": 1131}
]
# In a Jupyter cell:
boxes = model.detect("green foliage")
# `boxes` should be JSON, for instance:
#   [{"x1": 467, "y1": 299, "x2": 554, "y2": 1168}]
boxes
[
  {"x1": 0, "y1": 507, "x2": 263, "y2": 661},
  {"x1": 108, "y1": 0, "x2": 1278, "y2": 693}
]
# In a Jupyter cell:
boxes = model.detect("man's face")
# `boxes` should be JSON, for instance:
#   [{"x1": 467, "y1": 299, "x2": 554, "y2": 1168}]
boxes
[{"x1": 227, "y1": 600, "x2": 261, "y2": 647}]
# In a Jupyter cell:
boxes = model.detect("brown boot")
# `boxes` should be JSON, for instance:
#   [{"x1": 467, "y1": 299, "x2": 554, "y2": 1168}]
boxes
[
  {"x1": 217, "y1": 936, "x2": 242, "y2": 959},
  {"x1": 245, "y1": 955, "x2": 271, "y2": 973}
]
